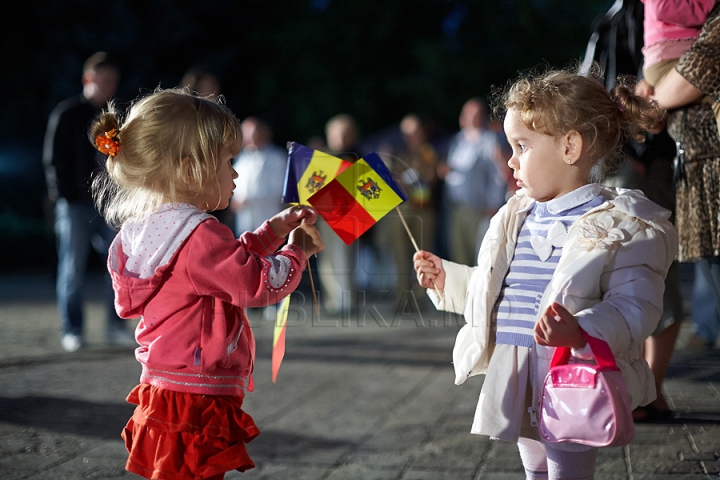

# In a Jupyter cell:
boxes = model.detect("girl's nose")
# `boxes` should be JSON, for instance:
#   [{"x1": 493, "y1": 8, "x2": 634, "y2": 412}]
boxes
[{"x1": 507, "y1": 154, "x2": 518, "y2": 170}]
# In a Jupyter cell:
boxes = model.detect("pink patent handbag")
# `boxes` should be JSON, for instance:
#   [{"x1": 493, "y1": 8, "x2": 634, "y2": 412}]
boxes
[{"x1": 538, "y1": 329, "x2": 635, "y2": 447}]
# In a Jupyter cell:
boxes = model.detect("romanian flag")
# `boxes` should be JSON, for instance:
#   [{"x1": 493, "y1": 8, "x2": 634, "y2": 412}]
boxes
[
  {"x1": 282, "y1": 142, "x2": 353, "y2": 205},
  {"x1": 307, "y1": 153, "x2": 408, "y2": 245},
  {"x1": 271, "y1": 294, "x2": 292, "y2": 383}
]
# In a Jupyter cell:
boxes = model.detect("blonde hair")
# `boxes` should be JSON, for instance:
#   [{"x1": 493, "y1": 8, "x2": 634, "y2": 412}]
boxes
[
  {"x1": 90, "y1": 87, "x2": 241, "y2": 227},
  {"x1": 492, "y1": 64, "x2": 666, "y2": 181}
]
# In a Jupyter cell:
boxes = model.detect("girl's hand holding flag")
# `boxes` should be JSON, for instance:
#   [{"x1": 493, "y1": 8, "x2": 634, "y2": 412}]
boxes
[
  {"x1": 269, "y1": 205, "x2": 318, "y2": 237},
  {"x1": 413, "y1": 250, "x2": 446, "y2": 291},
  {"x1": 289, "y1": 221, "x2": 324, "y2": 260},
  {"x1": 269, "y1": 205, "x2": 323, "y2": 260}
]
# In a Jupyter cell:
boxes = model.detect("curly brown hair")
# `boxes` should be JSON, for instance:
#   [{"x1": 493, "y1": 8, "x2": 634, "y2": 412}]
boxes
[{"x1": 492, "y1": 64, "x2": 666, "y2": 181}]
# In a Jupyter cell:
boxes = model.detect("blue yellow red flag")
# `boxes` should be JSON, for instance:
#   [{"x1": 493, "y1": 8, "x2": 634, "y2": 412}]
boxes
[
  {"x1": 307, "y1": 153, "x2": 408, "y2": 245},
  {"x1": 282, "y1": 142, "x2": 353, "y2": 205}
]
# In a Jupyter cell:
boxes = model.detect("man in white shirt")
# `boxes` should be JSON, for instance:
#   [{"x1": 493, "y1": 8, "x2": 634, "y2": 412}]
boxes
[
  {"x1": 441, "y1": 98, "x2": 508, "y2": 265},
  {"x1": 231, "y1": 117, "x2": 287, "y2": 237}
]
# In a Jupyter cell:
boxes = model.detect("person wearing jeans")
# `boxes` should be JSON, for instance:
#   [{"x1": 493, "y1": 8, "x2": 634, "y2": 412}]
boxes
[
  {"x1": 43, "y1": 52, "x2": 134, "y2": 351},
  {"x1": 54, "y1": 198, "x2": 128, "y2": 347}
]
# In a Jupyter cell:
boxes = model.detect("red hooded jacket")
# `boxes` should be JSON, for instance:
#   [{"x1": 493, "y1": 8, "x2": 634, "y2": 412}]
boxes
[{"x1": 108, "y1": 204, "x2": 306, "y2": 396}]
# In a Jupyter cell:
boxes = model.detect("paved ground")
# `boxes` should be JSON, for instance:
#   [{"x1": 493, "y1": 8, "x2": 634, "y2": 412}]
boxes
[{"x1": 1, "y1": 272, "x2": 719, "y2": 479}]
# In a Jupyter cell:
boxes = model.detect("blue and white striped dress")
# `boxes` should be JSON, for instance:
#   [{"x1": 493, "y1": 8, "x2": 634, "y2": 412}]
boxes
[
  {"x1": 473, "y1": 183, "x2": 605, "y2": 444},
  {"x1": 493, "y1": 190, "x2": 605, "y2": 348}
]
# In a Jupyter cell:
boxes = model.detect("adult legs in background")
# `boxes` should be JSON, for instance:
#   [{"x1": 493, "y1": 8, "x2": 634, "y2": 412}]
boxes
[
  {"x1": 316, "y1": 218, "x2": 356, "y2": 315},
  {"x1": 55, "y1": 199, "x2": 93, "y2": 343},
  {"x1": 54, "y1": 199, "x2": 130, "y2": 350},
  {"x1": 634, "y1": 261, "x2": 683, "y2": 421},
  {"x1": 93, "y1": 211, "x2": 132, "y2": 344},
  {"x1": 690, "y1": 259, "x2": 720, "y2": 348},
  {"x1": 449, "y1": 204, "x2": 484, "y2": 266},
  {"x1": 640, "y1": 321, "x2": 681, "y2": 412}
]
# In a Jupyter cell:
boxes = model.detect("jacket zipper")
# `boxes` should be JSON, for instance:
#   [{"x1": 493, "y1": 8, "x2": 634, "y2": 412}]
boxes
[
  {"x1": 526, "y1": 201, "x2": 611, "y2": 427},
  {"x1": 528, "y1": 286, "x2": 550, "y2": 427}
]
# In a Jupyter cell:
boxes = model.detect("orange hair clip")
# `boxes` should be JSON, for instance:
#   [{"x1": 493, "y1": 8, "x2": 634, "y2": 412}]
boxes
[{"x1": 95, "y1": 129, "x2": 120, "y2": 157}]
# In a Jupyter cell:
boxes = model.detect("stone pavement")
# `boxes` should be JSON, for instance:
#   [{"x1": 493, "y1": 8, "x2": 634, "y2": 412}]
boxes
[{"x1": 0, "y1": 273, "x2": 719, "y2": 479}]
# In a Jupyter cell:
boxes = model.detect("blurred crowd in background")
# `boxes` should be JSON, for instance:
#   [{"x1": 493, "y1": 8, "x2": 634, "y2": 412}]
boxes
[
  {"x1": 0, "y1": 0, "x2": 611, "y2": 274},
  {"x1": 2, "y1": 0, "x2": 718, "y2": 365}
]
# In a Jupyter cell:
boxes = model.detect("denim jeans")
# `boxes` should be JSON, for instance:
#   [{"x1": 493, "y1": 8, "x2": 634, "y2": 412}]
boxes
[
  {"x1": 694, "y1": 258, "x2": 720, "y2": 344},
  {"x1": 54, "y1": 199, "x2": 123, "y2": 337}
]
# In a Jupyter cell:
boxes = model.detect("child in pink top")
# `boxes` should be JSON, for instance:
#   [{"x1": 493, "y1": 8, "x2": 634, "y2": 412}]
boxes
[
  {"x1": 90, "y1": 88, "x2": 324, "y2": 479},
  {"x1": 640, "y1": 0, "x2": 718, "y2": 133},
  {"x1": 642, "y1": 0, "x2": 715, "y2": 85}
]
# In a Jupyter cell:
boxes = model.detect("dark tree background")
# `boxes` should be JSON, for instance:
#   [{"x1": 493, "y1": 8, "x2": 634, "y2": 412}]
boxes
[{"x1": 0, "y1": 0, "x2": 612, "y2": 270}]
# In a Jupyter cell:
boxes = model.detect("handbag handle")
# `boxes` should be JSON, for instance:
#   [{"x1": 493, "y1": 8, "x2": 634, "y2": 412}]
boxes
[{"x1": 549, "y1": 328, "x2": 620, "y2": 371}]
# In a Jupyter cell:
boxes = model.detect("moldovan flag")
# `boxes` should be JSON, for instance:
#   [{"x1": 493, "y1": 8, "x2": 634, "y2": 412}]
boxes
[
  {"x1": 271, "y1": 294, "x2": 292, "y2": 383},
  {"x1": 307, "y1": 153, "x2": 408, "y2": 245},
  {"x1": 282, "y1": 142, "x2": 353, "y2": 205}
]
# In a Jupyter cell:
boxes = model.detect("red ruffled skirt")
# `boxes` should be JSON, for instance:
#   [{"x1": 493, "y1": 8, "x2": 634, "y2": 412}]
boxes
[{"x1": 122, "y1": 384, "x2": 259, "y2": 480}]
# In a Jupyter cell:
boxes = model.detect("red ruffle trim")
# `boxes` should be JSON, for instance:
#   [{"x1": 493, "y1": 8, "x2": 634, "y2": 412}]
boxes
[{"x1": 121, "y1": 384, "x2": 259, "y2": 480}]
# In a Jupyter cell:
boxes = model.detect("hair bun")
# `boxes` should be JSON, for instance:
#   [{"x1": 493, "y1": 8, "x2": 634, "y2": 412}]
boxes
[{"x1": 95, "y1": 128, "x2": 120, "y2": 157}]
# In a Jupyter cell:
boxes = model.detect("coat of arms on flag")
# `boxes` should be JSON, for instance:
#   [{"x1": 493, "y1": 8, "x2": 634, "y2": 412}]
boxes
[
  {"x1": 306, "y1": 171, "x2": 327, "y2": 194},
  {"x1": 358, "y1": 178, "x2": 382, "y2": 200},
  {"x1": 282, "y1": 142, "x2": 353, "y2": 205},
  {"x1": 306, "y1": 152, "x2": 408, "y2": 245},
  {"x1": 282, "y1": 142, "x2": 407, "y2": 245}
]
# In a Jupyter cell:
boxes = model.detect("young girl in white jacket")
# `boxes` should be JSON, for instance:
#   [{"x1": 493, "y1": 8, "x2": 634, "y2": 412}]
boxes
[{"x1": 413, "y1": 67, "x2": 677, "y2": 480}]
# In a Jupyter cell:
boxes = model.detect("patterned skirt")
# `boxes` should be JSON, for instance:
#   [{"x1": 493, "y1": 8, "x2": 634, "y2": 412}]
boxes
[{"x1": 674, "y1": 156, "x2": 720, "y2": 262}]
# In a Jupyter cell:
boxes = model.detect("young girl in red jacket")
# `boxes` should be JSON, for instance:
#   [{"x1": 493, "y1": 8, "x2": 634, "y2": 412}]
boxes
[{"x1": 90, "y1": 87, "x2": 324, "y2": 479}]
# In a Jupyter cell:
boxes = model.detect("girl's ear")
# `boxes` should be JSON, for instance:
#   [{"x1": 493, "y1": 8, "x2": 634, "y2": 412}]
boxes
[{"x1": 563, "y1": 131, "x2": 583, "y2": 166}]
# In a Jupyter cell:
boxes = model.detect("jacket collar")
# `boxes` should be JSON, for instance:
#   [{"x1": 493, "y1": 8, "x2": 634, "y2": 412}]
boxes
[
  {"x1": 511, "y1": 184, "x2": 672, "y2": 224},
  {"x1": 516, "y1": 183, "x2": 602, "y2": 216}
]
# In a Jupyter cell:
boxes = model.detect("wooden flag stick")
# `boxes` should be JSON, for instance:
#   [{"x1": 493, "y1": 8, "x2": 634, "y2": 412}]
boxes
[
  {"x1": 300, "y1": 217, "x2": 321, "y2": 316},
  {"x1": 307, "y1": 257, "x2": 320, "y2": 316},
  {"x1": 395, "y1": 207, "x2": 444, "y2": 301}
]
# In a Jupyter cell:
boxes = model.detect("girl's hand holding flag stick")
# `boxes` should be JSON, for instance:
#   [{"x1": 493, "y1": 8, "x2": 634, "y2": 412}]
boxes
[
  {"x1": 300, "y1": 217, "x2": 320, "y2": 316},
  {"x1": 396, "y1": 207, "x2": 444, "y2": 301},
  {"x1": 271, "y1": 209, "x2": 324, "y2": 383},
  {"x1": 269, "y1": 206, "x2": 323, "y2": 310}
]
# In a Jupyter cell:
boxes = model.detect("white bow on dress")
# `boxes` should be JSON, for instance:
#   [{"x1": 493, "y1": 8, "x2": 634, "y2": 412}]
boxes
[{"x1": 530, "y1": 221, "x2": 567, "y2": 261}]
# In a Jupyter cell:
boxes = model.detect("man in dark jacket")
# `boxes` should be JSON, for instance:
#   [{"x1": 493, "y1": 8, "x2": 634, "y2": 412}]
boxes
[{"x1": 43, "y1": 51, "x2": 134, "y2": 352}]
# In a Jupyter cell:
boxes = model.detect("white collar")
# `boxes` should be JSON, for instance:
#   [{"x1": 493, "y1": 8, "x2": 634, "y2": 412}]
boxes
[{"x1": 517, "y1": 183, "x2": 601, "y2": 215}]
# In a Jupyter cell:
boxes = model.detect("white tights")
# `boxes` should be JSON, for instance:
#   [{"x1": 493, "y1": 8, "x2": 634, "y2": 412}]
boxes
[{"x1": 517, "y1": 437, "x2": 598, "y2": 480}]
